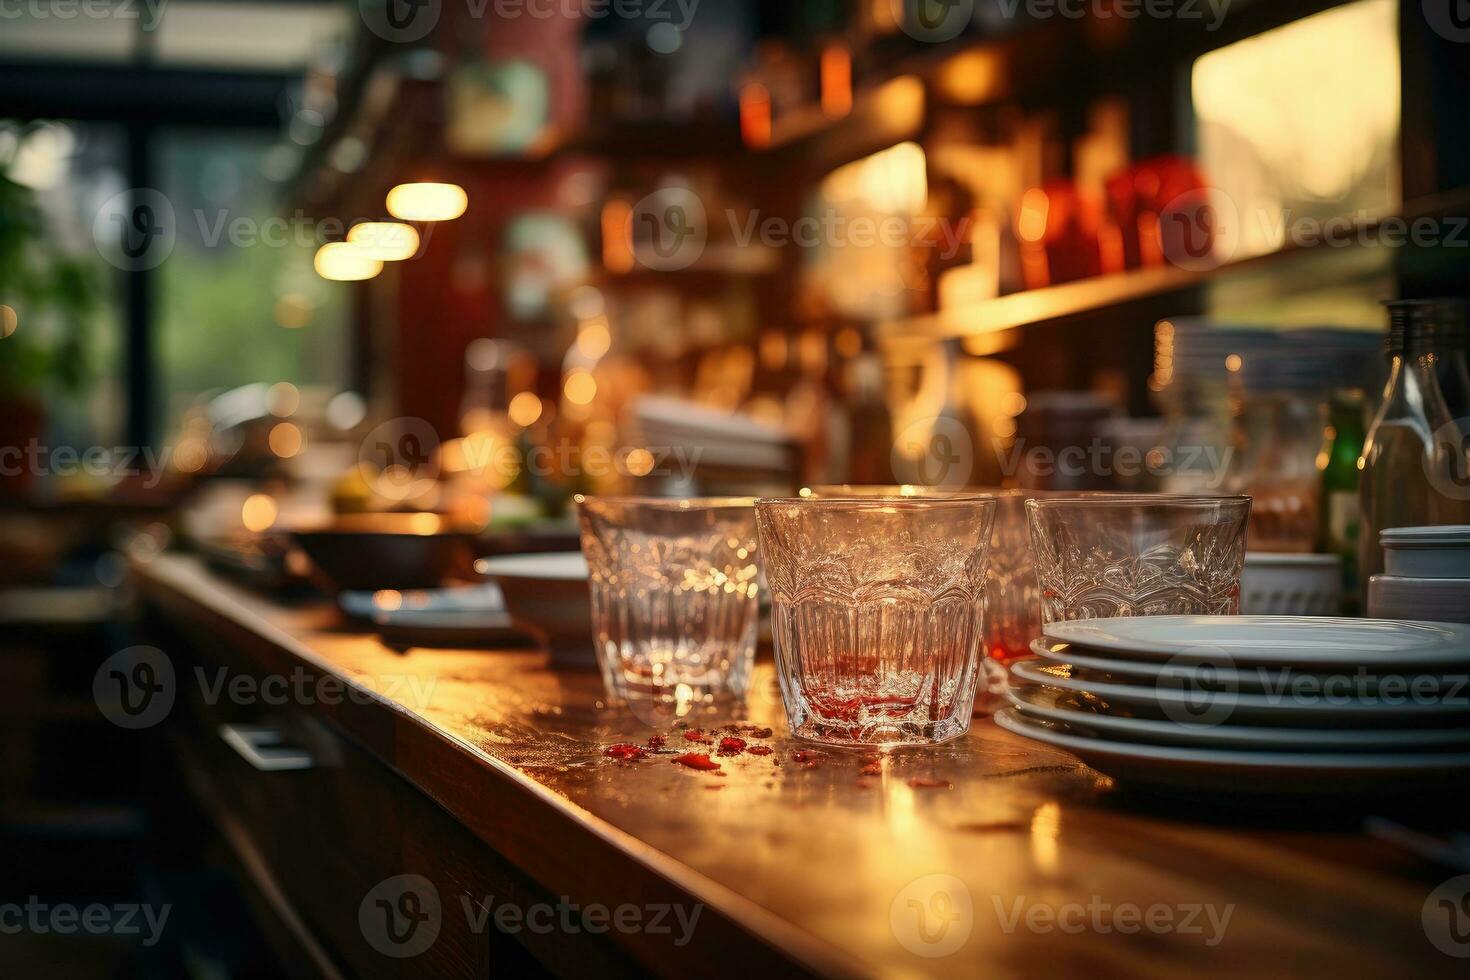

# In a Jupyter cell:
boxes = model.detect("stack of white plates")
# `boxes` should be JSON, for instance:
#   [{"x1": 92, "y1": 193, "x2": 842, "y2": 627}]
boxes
[{"x1": 996, "y1": 616, "x2": 1470, "y2": 796}]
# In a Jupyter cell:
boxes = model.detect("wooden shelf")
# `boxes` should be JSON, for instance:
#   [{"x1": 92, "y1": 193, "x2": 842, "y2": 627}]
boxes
[{"x1": 879, "y1": 187, "x2": 1470, "y2": 346}]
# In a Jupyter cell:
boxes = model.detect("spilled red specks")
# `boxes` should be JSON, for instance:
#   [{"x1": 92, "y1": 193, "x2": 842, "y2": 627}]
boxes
[
  {"x1": 682, "y1": 729, "x2": 711, "y2": 744},
  {"x1": 673, "y1": 753, "x2": 721, "y2": 771},
  {"x1": 604, "y1": 743, "x2": 646, "y2": 761},
  {"x1": 747, "y1": 745, "x2": 773, "y2": 756},
  {"x1": 646, "y1": 734, "x2": 667, "y2": 749},
  {"x1": 718, "y1": 736, "x2": 747, "y2": 755}
]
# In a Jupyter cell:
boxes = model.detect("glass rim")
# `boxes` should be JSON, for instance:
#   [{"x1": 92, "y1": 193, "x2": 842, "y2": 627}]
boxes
[
  {"x1": 1026, "y1": 493, "x2": 1252, "y2": 509},
  {"x1": 575, "y1": 494, "x2": 757, "y2": 509},
  {"x1": 757, "y1": 495, "x2": 997, "y2": 509}
]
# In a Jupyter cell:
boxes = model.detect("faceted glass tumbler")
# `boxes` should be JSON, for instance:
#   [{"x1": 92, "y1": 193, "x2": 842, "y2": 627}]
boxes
[
  {"x1": 576, "y1": 497, "x2": 760, "y2": 707},
  {"x1": 755, "y1": 496, "x2": 997, "y2": 746},
  {"x1": 1026, "y1": 495, "x2": 1251, "y2": 623},
  {"x1": 809, "y1": 486, "x2": 1045, "y2": 687}
]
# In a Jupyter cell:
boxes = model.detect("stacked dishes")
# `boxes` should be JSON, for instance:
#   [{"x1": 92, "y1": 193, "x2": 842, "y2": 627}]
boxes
[{"x1": 996, "y1": 615, "x2": 1470, "y2": 796}]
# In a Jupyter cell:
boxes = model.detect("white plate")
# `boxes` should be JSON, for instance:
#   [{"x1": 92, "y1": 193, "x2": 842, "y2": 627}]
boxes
[
  {"x1": 994, "y1": 707, "x2": 1470, "y2": 796},
  {"x1": 1028, "y1": 637, "x2": 1470, "y2": 695},
  {"x1": 1042, "y1": 616, "x2": 1470, "y2": 668},
  {"x1": 1008, "y1": 658, "x2": 1470, "y2": 723},
  {"x1": 1007, "y1": 685, "x2": 1470, "y2": 751},
  {"x1": 476, "y1": 552, "x2": 589, "y2": 580}
]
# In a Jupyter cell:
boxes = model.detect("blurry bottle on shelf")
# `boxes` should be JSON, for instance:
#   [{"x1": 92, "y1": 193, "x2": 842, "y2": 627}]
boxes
[
  {"x1": 1319, "y1": 387, "x2": 1366, "y2": 612},
  {"x1": 1358, "y1": 300, "x2": 1470, "y2": 595},
  {"x1": 844, "y1": 352, "x2": 894, "y2": 485}
]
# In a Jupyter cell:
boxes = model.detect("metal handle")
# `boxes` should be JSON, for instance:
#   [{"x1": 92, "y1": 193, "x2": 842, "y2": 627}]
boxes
[{"x1": 218, "y1": 724, "x2": 315, "y2": 772}]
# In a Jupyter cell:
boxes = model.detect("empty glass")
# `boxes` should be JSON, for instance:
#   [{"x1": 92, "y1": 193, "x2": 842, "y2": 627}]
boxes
[
  {"x1": 1026, "y1": 495, "x2": 1251, "y2": 623},
  {"x1": 809, "y1": 486, "x2": 1045, "y2": 686},
  {"x1": 756, "y1": 496, "x2": 997, "y2": 745},
  {"x1": 576, "y1": 497, "x2": 760, "y2": 708}
]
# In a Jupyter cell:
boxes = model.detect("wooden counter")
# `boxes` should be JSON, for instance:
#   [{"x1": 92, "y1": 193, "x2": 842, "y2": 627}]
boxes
[{"x1": 136, "y1": 554, "x2": 1461, "y2": 978}]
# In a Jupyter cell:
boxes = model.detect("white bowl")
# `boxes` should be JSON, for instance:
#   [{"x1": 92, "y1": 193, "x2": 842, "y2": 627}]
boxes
[
  {"x1": 1382, "y1": 526, "x2": 1470, "y2": 579},
  {"x1": 1241, "y1": 552, "x2": 1342, "y2": 616},
  {"x1": 1368, "y1": 573, "x2": 1470, "y2": 624}
]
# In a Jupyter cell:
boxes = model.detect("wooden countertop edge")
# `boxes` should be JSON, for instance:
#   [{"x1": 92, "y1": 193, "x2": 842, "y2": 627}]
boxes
[{"x1": 136, "y1": 555, "x2": 867, "y2": 979}]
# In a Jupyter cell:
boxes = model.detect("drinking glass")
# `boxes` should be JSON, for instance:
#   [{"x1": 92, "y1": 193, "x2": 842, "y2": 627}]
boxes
[
  {"x1": 1025, "y1": 495, "x2": 1251, "y2": 622},
  {"x1": 576, "y1": 497, "x2": 760, "y2": 708},
  {"x1": 809, "y1": 486, "x2": 1045, "y2": 685},
  {"x1": 755, "y1": 496, "x2": 997, "y2": 745}
]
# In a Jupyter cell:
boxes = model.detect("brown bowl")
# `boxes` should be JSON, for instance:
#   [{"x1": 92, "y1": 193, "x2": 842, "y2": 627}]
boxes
[{"x1": 291, "y1": 513, "x2": 480, "y2": 593}]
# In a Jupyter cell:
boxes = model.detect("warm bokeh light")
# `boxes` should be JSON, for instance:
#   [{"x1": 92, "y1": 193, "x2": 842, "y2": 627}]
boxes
[
  {"x1": 172, "y1": 438, "x2": 208, "y2": 474},
  {"x1": 314, "y1": 242, "x2": 382, "y2": 281},
  {"x1": 739, "y1": 82, "x2": 772, "y2": 148},
  {"x1": 508, "y1": 391, "x2": 544, "y2": 427},
  {"x1": 623, "y1": 448, "x2": 655, "y2": 477},
  {"x1": 347, "y1": 221, "x2": 421, "y2": 260},
  {"x1": 0, "y1": 305, "x2": 17, "y2": 339},
  {"x1": 564, "y1": 370, "x2": 597, "y2": 405},
  {"x1": 266, "y1": 382, "x2": 300, "y2": 417},
  {"x1": 937, "y1": 48, "x2": 1007, "y2": 105},
  {"x1": 386, "y1": 182, "x2": 468, "y2": 222},
  {"x1": 820, "y1": 45, "x2": 853, "y2": 119},
  {"x1": 576, "y1": 317, "x2": 613, "y2": 359},
  {"x1": 268, "y1": 422, "x2": 305, "y2": 458},
  {"x1": 822, "y1": 141, "x2": 928, "y2": 214},
  {"x1": 600, "y1": 199, "x2": 635, "y2": 274},
  {"x1": 273, "y1": 293, "x2": 314, "y2": 329},
  {"x1": 241, "y1": 494, "x2": 278, "y2": 533}
]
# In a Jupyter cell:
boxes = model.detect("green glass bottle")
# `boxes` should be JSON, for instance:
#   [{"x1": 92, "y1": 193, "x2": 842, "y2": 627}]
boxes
[{"x1": 1319, "y1": 387, "x2": 1365, "y2": 613}]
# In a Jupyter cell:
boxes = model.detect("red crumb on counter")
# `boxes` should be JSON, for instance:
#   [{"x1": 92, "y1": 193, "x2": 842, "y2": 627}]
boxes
[
  {"x1": 682, "y1": 730, "x2": 711, "y2": 744},
  {"x1": 718, "y1": 736, "x2": 747, "y2": 755},
  {"x1": 604, "y1": 743, "x2": 646, "y2": 761},
  {"x1": 646, "y1": 734, "x2": 667, "y2": 749},
  {"x1": 673, "y1": 753, "x2": 721, "y2": 771},
  {"x1": 791, "y1": 750, "x2": 821, "y2": 764},
  {"x1": 747, "y1": 745, "x2": 773, "y2": 756},
  {"x1": 746, "y1": 727, "x2": 774, "y2": 739}
]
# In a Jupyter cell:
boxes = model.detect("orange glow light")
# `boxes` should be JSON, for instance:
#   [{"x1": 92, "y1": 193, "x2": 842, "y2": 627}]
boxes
[
  {"x1": 601, "y1": 199, "x2": 635, "y2": 274},
  {"x1": 821, "y1": 46, "x2": 853, "y2": 120},
  {"x1": 740, "y1": 83, "x2": 772, "y2": 149}
]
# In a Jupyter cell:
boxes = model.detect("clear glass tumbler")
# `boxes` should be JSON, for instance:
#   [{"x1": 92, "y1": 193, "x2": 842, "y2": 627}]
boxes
[
  {"x1": 1025, "y1": 495, "x2": 1251, "y2": 623},
  {"x1": 755, "y1": 496, "x2": 997, "y2": 745},
  {"x1": 576, "y1": 497, "x2": 760, "y2": 708},
  {"x1": 809, "y1": 486, "x2": 1044, "y2": 685}
]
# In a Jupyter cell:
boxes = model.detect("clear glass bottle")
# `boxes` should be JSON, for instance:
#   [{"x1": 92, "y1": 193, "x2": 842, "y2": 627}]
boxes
[{"x1": 1358, "y1": 300, "x2": 1470, "y2": 593}]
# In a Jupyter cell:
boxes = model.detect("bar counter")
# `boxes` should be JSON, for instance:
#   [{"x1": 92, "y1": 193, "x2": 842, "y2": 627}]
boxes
[{"x1": 136, "y1": 554, "x2": 1459, "y2": 978}]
